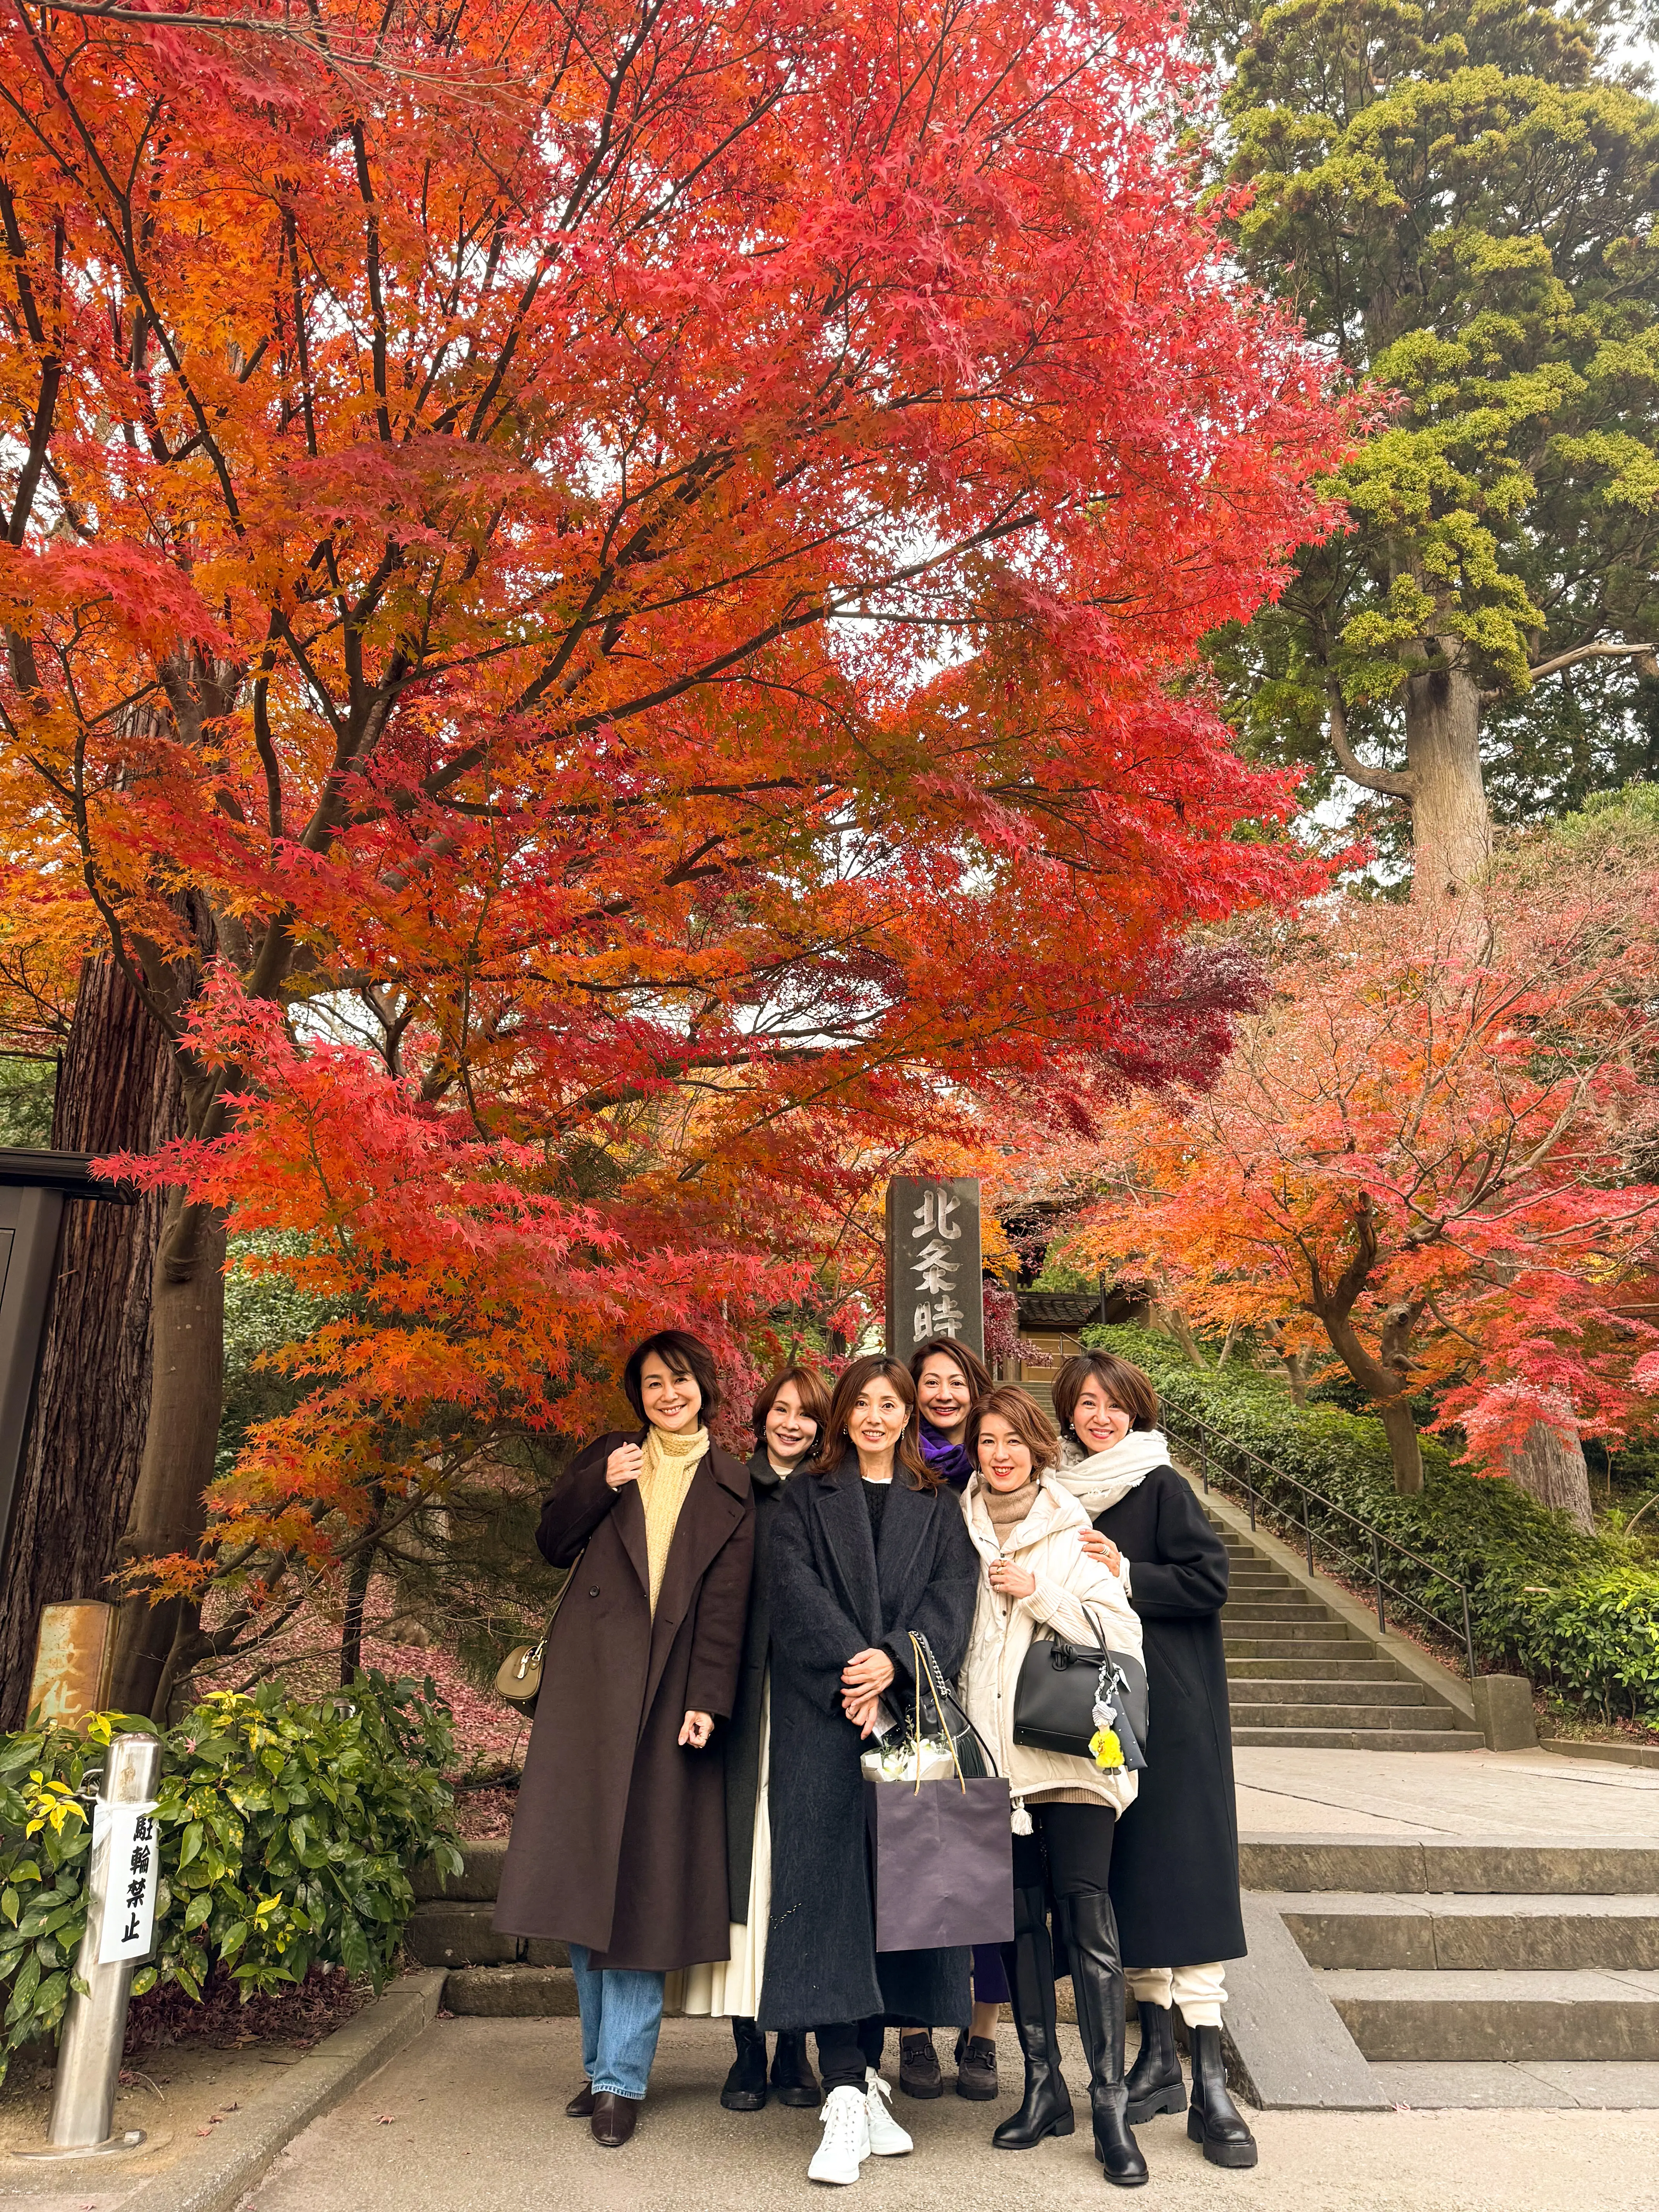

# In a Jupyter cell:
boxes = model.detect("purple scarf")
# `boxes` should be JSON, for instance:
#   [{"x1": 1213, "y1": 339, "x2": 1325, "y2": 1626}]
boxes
[{"x1": 920, "y1": 1419, "x2": 974, "y2": 1492}]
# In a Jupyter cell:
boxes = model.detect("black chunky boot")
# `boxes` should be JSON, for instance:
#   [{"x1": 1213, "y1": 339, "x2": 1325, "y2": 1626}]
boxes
[
  {"x1": 769, "y1": 2029, "x2": 821, "y2": 2109},
  {"x1": 991, "y1": 1888, "x2": 1074, "y2": 2149},
  {"x1": 720, "y1": 2016, "x2": 768, "y2": 2112},
  {"x1": 1187, "y1": 2024, "x2": 1258, "y2": 2168},
  {"x1": 1062, "y1": 1894, "x2": 1148, "y2": 2188},
  {"x1": 1124, "y1": 2000, "x2": 1186, "y2": 2124}
]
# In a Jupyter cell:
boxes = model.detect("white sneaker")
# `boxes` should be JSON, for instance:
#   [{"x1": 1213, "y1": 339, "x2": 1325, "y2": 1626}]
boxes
[
  {"x1": 863, "y1": 2068, "x2": 913, "y2": 2157},
  {"x1": 808, "y1": 2085, "x2": 871, "y2": 2185}
]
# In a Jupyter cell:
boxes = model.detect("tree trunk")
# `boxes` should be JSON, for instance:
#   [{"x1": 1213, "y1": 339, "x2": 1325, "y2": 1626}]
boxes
[
  {"x1": 1502, "y1": 1399, "x2": 1594, "y2": 1533},
  {"x1": 1376, "y1": 1396, "x2": 1424, "y2": 1495},
  {"x1": 106, "y1": 1195, "x2": 227, "y2": 1719},
  {"x1": 0, "y1": 955, "x2": 181, "y2": 1727},
  {"x1": 1404, "y1": 654, "x2": 1492, "y2": 904}
]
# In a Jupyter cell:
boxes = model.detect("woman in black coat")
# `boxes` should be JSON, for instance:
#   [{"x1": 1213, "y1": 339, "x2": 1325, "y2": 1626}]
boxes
[
  {"x1": 708, "y1": 1364, "x2": 832, "y2": 2112},
  {"x1": 758, "y1": 1353, "x2": 982, "y2": 2186},
  {"x1": 1053, "y1": 1349, "x2": 1257, "y2": 2170}
]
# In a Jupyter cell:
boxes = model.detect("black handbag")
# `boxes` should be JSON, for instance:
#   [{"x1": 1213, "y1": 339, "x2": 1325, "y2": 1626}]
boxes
[{"x1": 1011, "y1": 1603, "x2": 1149, "y2": 1770}]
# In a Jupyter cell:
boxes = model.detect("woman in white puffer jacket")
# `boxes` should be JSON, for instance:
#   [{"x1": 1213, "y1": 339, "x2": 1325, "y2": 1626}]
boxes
[{"x1": 957, "y1": 1386, "x2": 1149, "y2": 2188}]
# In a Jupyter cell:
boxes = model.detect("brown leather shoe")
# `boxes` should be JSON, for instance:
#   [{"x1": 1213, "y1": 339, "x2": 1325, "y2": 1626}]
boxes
[
  {"x1": 565, "y1": 2080, "x2": 595, "y2": 2118},
  {"x1": 590, "y1": 2091, "x2": 640, "y2": 2146}
]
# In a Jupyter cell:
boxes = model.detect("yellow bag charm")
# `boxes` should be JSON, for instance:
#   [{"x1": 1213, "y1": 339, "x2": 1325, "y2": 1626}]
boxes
[{"x1": 1090, "y1": 1726, "x2": 1124, "y2": 1771}]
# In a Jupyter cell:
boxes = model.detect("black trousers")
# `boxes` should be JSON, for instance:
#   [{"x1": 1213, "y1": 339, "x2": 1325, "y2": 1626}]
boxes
[
  {"x1": 812, "y1": 2016, "x2": 886, "y2": 2093},
  {"x1": 1012, "y1": 1800, "x2": 1117, "y2": 1904}
]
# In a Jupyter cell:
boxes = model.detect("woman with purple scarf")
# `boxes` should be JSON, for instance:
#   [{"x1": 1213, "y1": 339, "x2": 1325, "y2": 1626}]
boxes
[{"x1": 900, "y1": 1334, "x2": 1007, "y2": 2104}]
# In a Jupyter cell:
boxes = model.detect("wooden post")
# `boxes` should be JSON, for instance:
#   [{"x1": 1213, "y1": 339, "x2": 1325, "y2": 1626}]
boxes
[{"x1": 884, "y1": 1176, "x2": 984, "y2": 1365}]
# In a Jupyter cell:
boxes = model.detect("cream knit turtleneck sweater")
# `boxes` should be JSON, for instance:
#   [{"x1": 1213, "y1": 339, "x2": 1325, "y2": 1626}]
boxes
[{"x1": 637, "y1": 1424, "x2": 709, "y2": 1615}]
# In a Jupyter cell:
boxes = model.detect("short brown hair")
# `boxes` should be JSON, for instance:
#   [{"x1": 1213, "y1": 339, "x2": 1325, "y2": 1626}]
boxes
[
  {"x1": 621, "y1": 1329, "x2": 720, "y2": 1424},
  {"x1": 909, "y1": 1334, "x2": 993, "y2": 1399},
  {"x1": 965, "y1": 1385, "x2": 1061, "y2": 1475},
  {"x1": 809, "y1": 1355, "x2": 934, "y2": 1487},
  {"x1": 751, "y1": 1363, "x2": 832, "y2": 1446},
  {"x1": 1053, "y1": 1350, "x2": 1159, "y2": 1437}
]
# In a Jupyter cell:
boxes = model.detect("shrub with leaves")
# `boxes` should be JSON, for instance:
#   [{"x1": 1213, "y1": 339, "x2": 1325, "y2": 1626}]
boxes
[{"x1": 0, "y1": 1672, "x2": 461, "y2": 2082}]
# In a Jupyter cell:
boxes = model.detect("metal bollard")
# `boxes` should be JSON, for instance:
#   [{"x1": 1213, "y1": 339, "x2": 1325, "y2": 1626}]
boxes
[{"x1": 22, "y1": 1732, "x2": 163, "y2": 2160}]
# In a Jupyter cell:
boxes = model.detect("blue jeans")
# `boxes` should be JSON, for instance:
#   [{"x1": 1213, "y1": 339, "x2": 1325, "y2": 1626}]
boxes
[{"x1": 568, "y1": 1945, "x2": 665, "y2": 2101}]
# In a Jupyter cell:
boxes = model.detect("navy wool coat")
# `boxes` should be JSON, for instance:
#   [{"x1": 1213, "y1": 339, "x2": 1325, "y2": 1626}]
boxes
[
  {"x1": 756, "y1": 1452, "x2": 980, "y2": 2032},
  {"x1": 1093, "y1": 1462, "x2": 1246, "y2": 1969}
]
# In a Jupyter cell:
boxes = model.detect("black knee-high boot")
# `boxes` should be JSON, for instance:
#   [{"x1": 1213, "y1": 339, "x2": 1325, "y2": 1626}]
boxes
[
  {"x1": 770, "y1": 2030, "x2": 821, "y2": 2109},
  {"x1": 1061, "y1": 1894, "x2": 1148, "y2": 2188},
  {"x1": 1188, "y1": 2025, "x2": 1258, "y2": 2168},
  {"x1": 1124, "y1": 2000, "x2": 1186, "y2": 2123},
  {"x1": 991, "y1": 1884, "x2": 1074, "y2": 2149}
]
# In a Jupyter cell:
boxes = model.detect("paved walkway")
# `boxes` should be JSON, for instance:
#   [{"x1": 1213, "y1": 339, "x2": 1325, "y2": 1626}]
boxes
[
  {"x1": 1235, "y1": 1744, "x2": 1659, "y2": 1842},
  {"x1": 236, "y1": 1744, "x2": 1659, "y2": 2212},
  {"x1": 241, "y1": 2015, "x2": 1659, "y2": 2212}
]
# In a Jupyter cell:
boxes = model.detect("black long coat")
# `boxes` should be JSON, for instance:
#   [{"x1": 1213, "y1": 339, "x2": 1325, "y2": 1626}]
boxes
[
  {"x1": 724, "y1": 1448, "x2": 786, "y2": 1921},
  {"x1": 1093, "y1": 1463, "x2": 1246, "y2": 1969},
  {"x1": 757, "y1": 1455, "x2": 980, "y2": 2032},
  {"x1": 492, "y1": 1431, "x2": 755, "y2": 1972}
]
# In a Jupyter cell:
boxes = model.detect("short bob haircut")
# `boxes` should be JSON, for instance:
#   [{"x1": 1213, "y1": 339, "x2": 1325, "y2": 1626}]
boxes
[
  {"x1": 621, "y1": 1329, "x2": 721, "y2": 1426},
  {"x1": 808, "y1": 1354, "x2": 934, "y2": 1488},
  {"x1": 965, "y1": 1384, "x2": 1061, "y2": 1476},
  {"x1": 909, "y1": 1333, "x2": 994, "y2": 1403},
  {"x1": 751, "y1": 1363, "x2": 833, "y2": 1447},
  {"x1": 1052, "y1": 1349, "x2": 1160, "y2": 1438}
]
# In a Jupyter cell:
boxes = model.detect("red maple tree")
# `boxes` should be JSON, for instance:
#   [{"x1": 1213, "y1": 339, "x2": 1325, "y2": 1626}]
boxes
[{"x1": 0, "y1": 0, "x2": 1351, "y2": 1708}]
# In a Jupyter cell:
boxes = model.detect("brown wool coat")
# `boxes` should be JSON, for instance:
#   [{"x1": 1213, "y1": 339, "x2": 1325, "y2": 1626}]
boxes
[{"x1": 492, "y1": 1431, "x2": 755, "y2": 1972}]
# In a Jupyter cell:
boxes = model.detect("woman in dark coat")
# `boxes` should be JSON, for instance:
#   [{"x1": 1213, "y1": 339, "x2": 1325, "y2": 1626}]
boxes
[
  {"x1": 700, "y1": 1363, "x2": 832, "y2": 2112},
  {"x1": 758, "y1": 1353, "x2": 982, "y2": 2186},
  {"x1": 906, "y1": 1332, "x2": 1005, "y2": 2103},
  {"x1": 1054, "y1": 1348, "x2": 1257, "y2": 2169},
  {"x1": 493, "y1": 1331, "x2": 754, "y2": 2148}
]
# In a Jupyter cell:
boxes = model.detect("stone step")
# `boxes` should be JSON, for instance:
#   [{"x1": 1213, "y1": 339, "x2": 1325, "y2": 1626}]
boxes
[
  {"x1": 443, "y1": 1965, "x2": 579, "y2": 2016},
  {"x1": 1229, "y1": 1702, "x2": 1458, "y2": 1733},
  {"x1": 1223, "y1": 1630, "x2": 1370, "y2": 1656},
  {"x1": 412, "y1": 1839, "x2": 506, "y2": 1901},
  {"x1": 1367, "y1": 2060, "x2": 1659, "y2": 2109},
  {"x1": 404, "y1": 1902, "x2": 567, "y2": 1970},
  {"x1": 1224, "y1": 1596, "x2": 1324, "y2": 1618},
  {"x1": 1225, "y1": 1654, "x2": 1408, "y2": 1681},
  {"x1": 1320, "y1": 1967, "x2": 1659, "y2": 2062},
  {"x1": 1226, "y1": 1676, "x2": 1434, "y2": 1707},
  {"x1": 1231, "y1": 1725, "x2": 1485, "y2": 1751},
  {"x1": 1241, "y1": 1842, "x2": 1659, "y2": 1896},
  {"x1": 1277, "y1": 1893, "x2": 1659, "y2": 1973}
]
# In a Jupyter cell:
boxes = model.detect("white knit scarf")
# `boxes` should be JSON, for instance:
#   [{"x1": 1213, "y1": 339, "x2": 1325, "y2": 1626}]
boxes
[{"x1": 1056, "y1": 1428, "x2": 1171, "y2": 1517}]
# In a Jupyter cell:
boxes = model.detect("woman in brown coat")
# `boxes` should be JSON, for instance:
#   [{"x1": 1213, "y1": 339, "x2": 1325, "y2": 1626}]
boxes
[{"x1": 493, "y1": 1330, "x2": 755, "y2": 2147}]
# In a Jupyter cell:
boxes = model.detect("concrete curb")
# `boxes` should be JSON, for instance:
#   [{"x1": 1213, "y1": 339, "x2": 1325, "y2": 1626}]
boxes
[
  {"x1": 118, "y1": 1968, "x2": 445, "y2": 2212},
  {"x1": 1191, "y1": 1474, "x2": 1480, "y2": 1729},
  {"x1": 1539, "y1": 1736, "x2": 1659, "y2": 1770},
  {"x1": 1223, "y1": 1893, "x2": 1390, "y2": 2111}
]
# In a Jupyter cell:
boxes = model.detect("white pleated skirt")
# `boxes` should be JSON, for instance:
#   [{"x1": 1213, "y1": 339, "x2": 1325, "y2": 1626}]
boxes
[{"x1": 667, "y1": 1675, "x2": 771, "y2": 2019}]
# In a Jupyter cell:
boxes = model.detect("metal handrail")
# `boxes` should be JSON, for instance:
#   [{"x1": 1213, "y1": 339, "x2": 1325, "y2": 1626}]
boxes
[{"x1": 1160, "y1": 1405, "x2": 1479, "y2": 1684}]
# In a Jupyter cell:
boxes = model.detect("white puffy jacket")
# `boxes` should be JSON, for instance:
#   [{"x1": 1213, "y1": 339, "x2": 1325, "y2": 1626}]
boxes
[{"x1": 958, "y1": 1472, "x2": 1143, "y2": 1824}]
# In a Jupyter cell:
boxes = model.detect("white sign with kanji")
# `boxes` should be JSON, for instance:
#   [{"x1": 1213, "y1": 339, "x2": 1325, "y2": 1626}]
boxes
[{"x1": 95, "y1": 1800, "x2": 160, "y2": 1965}]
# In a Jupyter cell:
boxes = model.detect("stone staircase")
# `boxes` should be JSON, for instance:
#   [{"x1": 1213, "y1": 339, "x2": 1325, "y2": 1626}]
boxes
[
  {"x1": 407, "y1": 1843, "x2": 576, "y2": 2014},
  {"x1": 1238, "y1": 1839, "x2": 1659, "y2": 2107},
  {"x1": 1216, "y1": 1514, "x2": 1484, "y2": 1752}
]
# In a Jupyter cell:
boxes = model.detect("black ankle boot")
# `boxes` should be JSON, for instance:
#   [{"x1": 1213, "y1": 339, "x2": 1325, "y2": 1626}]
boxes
[
  {"x1": 720, "y1": 2016, "x2": 768, "y2": 2112},
  {"x1": 769, "y1": 2030, "x2": 820, "y2": 2109},
  {"x1": 1187, "y1": 2025, "x2": 1257, "y2": 2168},
  {"x1": 991, "y1": 1890, "x2": 1074, "y2": 2149},
  {"x1": 1124, "y1": 2001, "x2": 1186, "y2": 2124},
  {"x1": 1062, "y1": 1895, "x2": 1148, "y2": 2188}
]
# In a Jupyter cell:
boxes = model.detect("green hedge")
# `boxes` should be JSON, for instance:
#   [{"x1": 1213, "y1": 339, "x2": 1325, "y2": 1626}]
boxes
[
  {"x1": 0, "y1": 1672, "x2": 462, "y2": 2082},
  {"x1": 1080, "y1": 1327, "x2": 1659, "y2": 1726}
]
